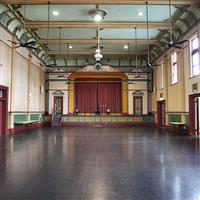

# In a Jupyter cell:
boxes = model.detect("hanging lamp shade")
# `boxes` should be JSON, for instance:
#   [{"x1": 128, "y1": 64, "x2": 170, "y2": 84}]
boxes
[{"x1": 88, "y1": 8, "x2": 107, "y2": 22}]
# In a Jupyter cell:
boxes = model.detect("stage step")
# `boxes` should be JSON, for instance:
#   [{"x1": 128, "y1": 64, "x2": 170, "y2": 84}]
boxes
[{"x1": 52, "y1": 115, "x2": 62, "y2": 127}]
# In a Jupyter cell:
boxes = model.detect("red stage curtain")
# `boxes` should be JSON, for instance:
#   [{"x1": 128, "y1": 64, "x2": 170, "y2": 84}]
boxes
[
  {"x1": 98, "y1": 81, "x2": 122, "y2": 113},
  {"x1": 75, "y1": 79, "x2": 97, "y2": 113},
  {"x1": 75, "y1": 78, "x2": 122, "y2": 113}
]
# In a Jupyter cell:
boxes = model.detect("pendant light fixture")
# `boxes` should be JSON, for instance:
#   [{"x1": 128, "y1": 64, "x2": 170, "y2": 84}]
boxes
[
  {"x1": 94, "y1": 28, "x2": 103, "y2": 61},
  {"x1": 89, "y1": 5, "x2": 107, "y2": 22}
]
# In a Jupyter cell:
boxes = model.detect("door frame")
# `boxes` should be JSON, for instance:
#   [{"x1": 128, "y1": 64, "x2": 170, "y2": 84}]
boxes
[
  {"x1": 157, "y1": 100, "x2": 166, "y2": 127},
  {"x1": 189, "y1": 93, "x2": 200, "y2": 135},
  {"x1": 0, "y1": 85, "x2": 8, "y2": 134},
  {"x1": 53, "y1": 96, "x2": 63, "y2": 115},
  {"x1": 133, "y1": 96, "x2": 143, "y2": 116}
]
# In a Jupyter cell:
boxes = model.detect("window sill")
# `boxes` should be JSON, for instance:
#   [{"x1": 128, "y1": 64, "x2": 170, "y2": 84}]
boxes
[
  {"x1": 189, "y1": 74, "x2": 200, "y2": 79},
  {"x1": 170, "y1": 82, "x2": 178, "y2": 86}
]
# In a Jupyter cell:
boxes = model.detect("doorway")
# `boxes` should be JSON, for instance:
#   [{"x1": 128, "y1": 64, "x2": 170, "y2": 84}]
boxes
[
  {"x1": 133, "y1": 96, "x2": 143, "y2": 116},
  {"x1": 54, "y1": 96, "x2": 63, "y2": 115},
  {"x1": 189, "y1": 93, "x2": 200, "y2": 135},
  {"x1": 0, "y1": 86, "x2": 8, "y2": 134},
  {"x1": 157, "y1": 100, "x2": 166, "y2": 127}
]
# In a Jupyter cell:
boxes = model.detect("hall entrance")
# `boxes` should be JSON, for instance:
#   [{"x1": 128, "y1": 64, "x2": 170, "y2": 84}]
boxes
[
  {"x1": 0, "y1": 86, "x2": 8, "y2": 134},
  {"x1": 189, "y1": 93, "x2": 200, "y2": 135}
]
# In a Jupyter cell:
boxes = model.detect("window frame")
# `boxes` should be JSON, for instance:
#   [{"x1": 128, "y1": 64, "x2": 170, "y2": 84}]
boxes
[
  {"x1": 190, "y1": 33, "x2": 200, "y2": 77},
  {"x1": 171, "y1": 51, "x2": 178, "y2": 84}
]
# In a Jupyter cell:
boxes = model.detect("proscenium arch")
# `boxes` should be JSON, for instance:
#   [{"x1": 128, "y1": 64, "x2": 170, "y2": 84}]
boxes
[{"x1": 68, "y1": 72, "x2": 128, "y2": 114}]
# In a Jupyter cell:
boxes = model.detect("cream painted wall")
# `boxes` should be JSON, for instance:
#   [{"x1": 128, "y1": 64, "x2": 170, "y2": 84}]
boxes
[
  {"x1": 40, "y1": 70, "x2": 45, "y2": 112},
  {"x1": 152, "y1": 21, "x2": 200, "y2": 124},
  {"x1": 13, "y1": 53, "x2": 29, "y2": 111},
  {"x1": 0, "y1": 40, "x2": 12, "y2": 88},
  {"x1": 183, "y1": 23, "x2": 200, "y2": 112},
  {"x1": 0, "y1": 25, "x2": 45, "y2": 115},
  {"x1": 0, "y1": 27, "x2": 12, "y2": 110},
  {"x1": 30, "y1": 65, "x2": 40, "y2": 111}
]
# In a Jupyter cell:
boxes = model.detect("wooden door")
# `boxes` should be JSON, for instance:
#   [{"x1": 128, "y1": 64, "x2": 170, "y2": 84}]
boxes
[
  {"x1": 0, "y1": 86, "x2": 8, "y2": 134},
  {"x1": 195, "y1": 97, "x2": 199, "y2": 135},
  {"x1": 189, "y1": 93, "x2": 200, "y2": 135},
  {"x1": 0, "y1": 99, "x2": 3, "y2": 134},
  {"x1": 54, "y1": 96, "x2": 63, "y2": 115},
  {"x1": 133, "y1": 96, "x2": 143, "y2": 116},
  {"x1": 157, "y1": 100, "x2": 166, "y2": 127}
]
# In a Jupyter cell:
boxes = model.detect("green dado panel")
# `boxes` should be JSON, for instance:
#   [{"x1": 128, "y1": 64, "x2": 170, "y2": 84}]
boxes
[
  {"x1": 43, "y1": 116, "x2": 51, "y2": 122},
  {"x1": 14, "y1": 114, "x2": 28, "y2": 122},
  {"x1": 30, "y1": 114, "x2": 40, "y2": 121},
  {"x1": 142, "y1": 115, "x2": 155, "y2": 123},
  {"x1": 168, "y1": 114, "x2": 181, "y2": 123},
  {"x1": 185, "y1": 115, "x2": 189, "y2": 126},
  {"x1": 8, "y1": 113, "x2": 11, "y2": 128}
]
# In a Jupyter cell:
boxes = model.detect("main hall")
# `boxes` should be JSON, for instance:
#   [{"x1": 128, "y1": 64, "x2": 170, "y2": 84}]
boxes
[{"x1": 0, "y1": 1, "x2": 200, "y2": 200}]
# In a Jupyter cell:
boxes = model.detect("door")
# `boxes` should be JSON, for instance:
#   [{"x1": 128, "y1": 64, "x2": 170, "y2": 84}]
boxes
[
  {"x1": 0, "y1": 86, "x2": 8, "y2": 134},
  {"x1": 194, "y1": 97, "x2": 200, "y2": 135},
  {"x1": 54, "y1": 96, "x2": 63, "y2": 115},
  {"x1": 157, "y1": 100, "x2": 166, "y2": 127},
  {"x1": 189, "y1": 94, "x2": 200, "y2": 135},
  {"x1": 133, "y1": 96, "x2": 143, "y2": 116},
  {"x1": 0, "y1": 99, "x2": 3, "y2": 134}
]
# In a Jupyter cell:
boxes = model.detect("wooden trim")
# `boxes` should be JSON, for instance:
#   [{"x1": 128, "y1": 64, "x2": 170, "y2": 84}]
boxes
[
  {"x1": 3, "y1": 0, "x2": 195, "y2": 5},
  {"x1": 166, "y1": 111, "x2": 189, "y2": 114},
  {"x1": 47, "y1": 50, "x2": 147, "y2": 56},
  {"x1": 8, "y1": 123, "x2": 44, "y2": 134},
  {"x1": 22, "y1": 21, "x2": 170, "y2": 29},
  {"x1": 8, "y1": 111, "x2": 45, "y2": 113},
  {"x1": 68, "y1": 72, "x2": 128, "y2": 80},
  {"x1": 38, "y1": 39, "x2": 158, "y2": 45}
]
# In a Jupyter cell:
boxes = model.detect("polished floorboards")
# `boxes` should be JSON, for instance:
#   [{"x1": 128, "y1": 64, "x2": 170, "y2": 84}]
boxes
[{"x1": 0, "y1": 127, "x2": 200, "y2": 200}]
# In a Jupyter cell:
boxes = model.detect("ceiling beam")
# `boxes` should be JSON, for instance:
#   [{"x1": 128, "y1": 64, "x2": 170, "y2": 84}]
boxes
[
  {"x1": 2, "y1": 0, "x2": 196, "y2": 5},
  {"x1": 21, "y1": 21, "x2": 170, "y2": 29},
  {"x1": 38, "y1": 39, "x2": 158, "y2": 45},
  {"x1": 48, "y1": 50, "x2": 147, "y2": 55}
]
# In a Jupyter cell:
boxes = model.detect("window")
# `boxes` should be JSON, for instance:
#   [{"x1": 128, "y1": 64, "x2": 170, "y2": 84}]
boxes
[
  {"x1": 171, "y1": 51, "x2": 178, "y2": 84},
  {"x1": 190, "y1": 34, "x2": 200, "y2": 77}
]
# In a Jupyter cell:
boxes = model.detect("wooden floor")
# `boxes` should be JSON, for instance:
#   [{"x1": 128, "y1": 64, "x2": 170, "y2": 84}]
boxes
[{"x1": 0, "y1": 127, "x2": 200, "y2": 200}]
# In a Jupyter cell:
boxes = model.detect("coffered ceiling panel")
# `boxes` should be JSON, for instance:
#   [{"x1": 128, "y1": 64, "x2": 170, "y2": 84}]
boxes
[{"x1": 36, "y1": 28, "x2": 96, "y2": 39}]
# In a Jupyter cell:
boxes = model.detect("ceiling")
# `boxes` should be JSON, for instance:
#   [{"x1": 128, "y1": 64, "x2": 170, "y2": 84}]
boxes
[{"x1": 0, "y1": 0, "x2": 199, "y2": 70}]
